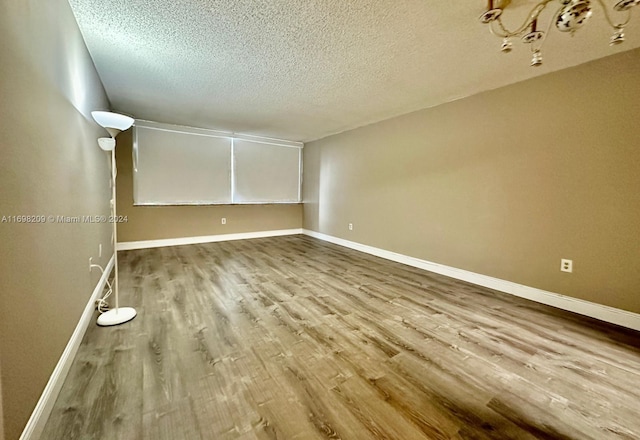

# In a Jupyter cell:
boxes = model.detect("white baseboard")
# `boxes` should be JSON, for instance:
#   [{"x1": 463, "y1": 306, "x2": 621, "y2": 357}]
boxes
[
  {"x1": 303, "y1": 229, "x2": 640, "y2": 332},
  {"x1": 118, "y1": 228, "x2": 304, "y2": 251},
  {"x1": 20, "y1": 255, "x2": 115, "y2": 440}
]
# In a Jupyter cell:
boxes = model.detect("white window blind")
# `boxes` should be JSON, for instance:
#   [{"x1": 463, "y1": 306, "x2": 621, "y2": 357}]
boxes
[
  {"x1": 233, "y1": 140, "x2": 302, "y2": 203},
  {"x1": 133, "y1": 121, "x2": 302, "y2": 205},
  {"x1": 134, "y1": 125, "x2": 232, "y2": 205}
]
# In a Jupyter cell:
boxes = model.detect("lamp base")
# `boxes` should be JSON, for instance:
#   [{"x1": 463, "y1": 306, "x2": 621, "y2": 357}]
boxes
[{"x1": 97, "y1": 307, "x2": 137, "y2": 326}]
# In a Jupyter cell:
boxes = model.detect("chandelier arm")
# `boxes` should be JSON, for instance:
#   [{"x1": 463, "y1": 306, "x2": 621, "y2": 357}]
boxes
[
  {"x1": 595, "y1": 0, "x2": 631, "y2": 28},
  {"x1": 531, "y1": 5, "x2": 562, "y2": 52},
  {"x1": 489, "y1": 20, "x2": 510, "y2": 38},
  {"x1": 493, "y1": 1, "x2": 556, "y2": 37}
]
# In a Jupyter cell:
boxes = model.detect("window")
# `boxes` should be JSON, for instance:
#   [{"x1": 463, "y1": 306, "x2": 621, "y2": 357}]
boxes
[
  {"x1": 233, "y1": 139, "x2": 301, "y2": 203},
  {"x1": 133, "y1": 121, "x2": 302, "y2": 205}
]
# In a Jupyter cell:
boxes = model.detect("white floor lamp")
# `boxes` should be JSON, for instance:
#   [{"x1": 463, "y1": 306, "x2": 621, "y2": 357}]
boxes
[{"x1": 92, "y1": 111, "x2": 137, "y2": 326}]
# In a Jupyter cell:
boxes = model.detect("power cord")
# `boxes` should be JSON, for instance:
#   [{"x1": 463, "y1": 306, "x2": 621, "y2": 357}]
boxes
[{"x1": 90, "y1": 263, "x2": 113, "y2": 313}]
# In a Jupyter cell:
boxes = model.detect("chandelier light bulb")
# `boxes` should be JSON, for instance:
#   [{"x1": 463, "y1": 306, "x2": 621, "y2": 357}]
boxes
[
  {"x1": 610, "y1": 27, "x2": 626, "y2": 45},
  {"x1": 501, "y1": 37, "x2": 513, "y2": 53},
  {"x1": 531, "y1": 49, "x2": 543, "y2": 67}
]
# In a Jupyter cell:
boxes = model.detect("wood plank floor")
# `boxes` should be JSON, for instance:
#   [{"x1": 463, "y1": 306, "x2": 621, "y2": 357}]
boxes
[{"x1": 42, "y1": 235, "x2": 640, "y2": 439}]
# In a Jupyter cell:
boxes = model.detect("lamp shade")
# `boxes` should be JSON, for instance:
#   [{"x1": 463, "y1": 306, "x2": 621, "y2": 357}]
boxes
[
  {"x1": 98, "y1": 137, "x2": 116, "y2": 151},
  {"x1": 91, "y1": 111, "x2": 134, "y2": 131}
]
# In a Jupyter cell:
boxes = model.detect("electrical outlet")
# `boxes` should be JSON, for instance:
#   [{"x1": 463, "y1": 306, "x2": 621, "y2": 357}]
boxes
[
  {"x1": 561, "y1": 259, "x2": 573, "y2": 273},
  {"x1": 99, "y1": 243, "x2": 102, "y2": 258},
  {"x1": 348, "y1": 223, "x2": 353, "y2": 231},
  {"x1": 221, "y1": 217, "x2": 227, "y2": 225}
]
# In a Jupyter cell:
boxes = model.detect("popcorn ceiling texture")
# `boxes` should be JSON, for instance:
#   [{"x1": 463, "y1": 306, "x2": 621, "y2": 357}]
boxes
[{"x1": 68, "y1": 0, "x2": 640, "y2": 141}]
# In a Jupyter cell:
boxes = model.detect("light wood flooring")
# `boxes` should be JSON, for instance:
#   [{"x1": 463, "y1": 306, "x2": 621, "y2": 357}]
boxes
[{"x1": 42, "y1": 235, "x2": 640, "y2": 439}]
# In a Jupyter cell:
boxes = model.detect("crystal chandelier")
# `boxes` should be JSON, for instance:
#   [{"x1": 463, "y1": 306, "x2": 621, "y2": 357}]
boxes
[{"x1": 479, "y1": 0, "x2": 640, "y2": 67}]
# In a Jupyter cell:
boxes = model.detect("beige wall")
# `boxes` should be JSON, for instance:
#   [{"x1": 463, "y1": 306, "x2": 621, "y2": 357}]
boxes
[
  {"x1": 304, "y1": 49, "x2": 640, "y2": 314},
  {"x1": 0, "y1": 1, "x2": 112, "y2": 439},
  {"x1": 115, "y1": 129, "x2": 303, "y2": 242}
]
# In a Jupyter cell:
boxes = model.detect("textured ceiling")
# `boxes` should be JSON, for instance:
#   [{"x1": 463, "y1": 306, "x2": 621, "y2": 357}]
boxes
[{"x1": 68, "y1": 0, "x2": 640, "y2": 141}]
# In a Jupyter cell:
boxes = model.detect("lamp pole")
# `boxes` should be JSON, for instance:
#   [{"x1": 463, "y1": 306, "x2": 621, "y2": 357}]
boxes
[{"x1": 111, "y1": 147, "x2": 120, "y2": 312}]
